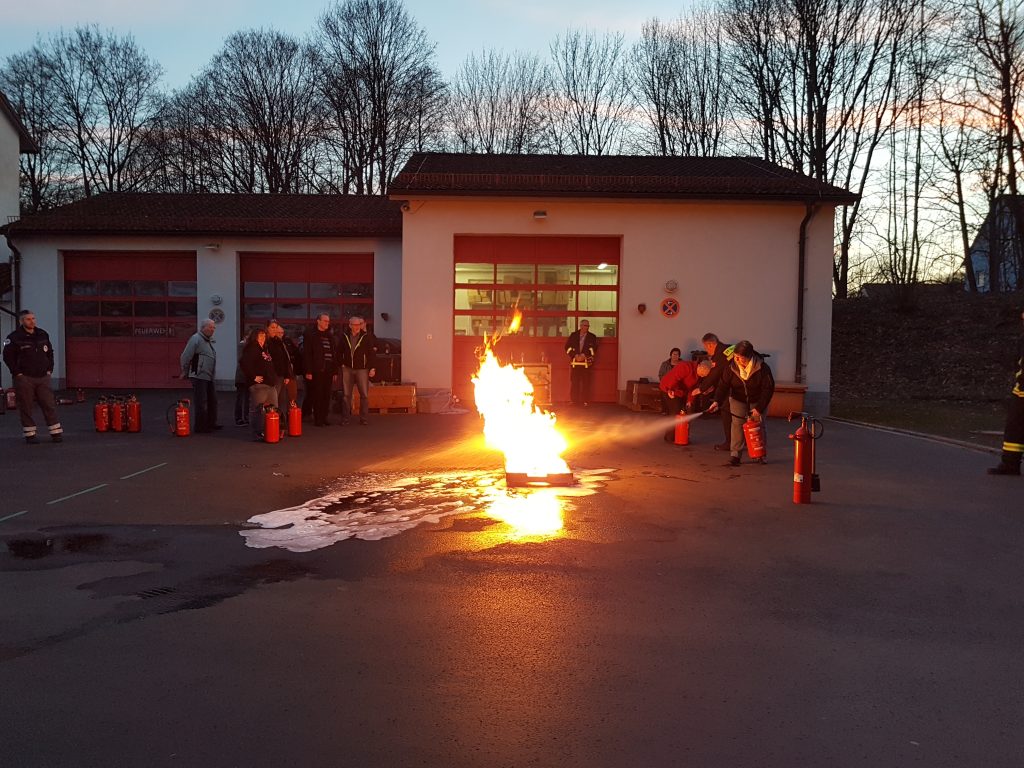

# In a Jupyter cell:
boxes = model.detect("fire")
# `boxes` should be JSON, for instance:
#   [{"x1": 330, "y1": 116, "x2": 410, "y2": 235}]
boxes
[
  {"x1": 472, "y1": 310, "x2": 570, "y2": 536},
  {"x1": 472, "y1": 348, "x2": 569, "y2": 478}
]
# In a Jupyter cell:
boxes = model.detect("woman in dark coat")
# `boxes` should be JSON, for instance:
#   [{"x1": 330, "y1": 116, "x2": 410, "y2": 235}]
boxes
[
  {"x1": 241, "y1": 327, "x2": 279, "y2": 441},
  {"x1": 709, "y1": 340, "x2": 775, "y2": 466}
]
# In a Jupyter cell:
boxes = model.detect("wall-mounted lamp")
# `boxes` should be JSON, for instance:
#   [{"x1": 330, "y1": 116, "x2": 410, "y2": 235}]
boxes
[
  {"x1": 380, "y1": 312, "x2": 390, "y2": 322},
  {"x1": 533, "y1": 210, "x2": 547, "y2": 220},
  {"x1": 637, "y1": 303, "x2": 647, "y2": 314}
]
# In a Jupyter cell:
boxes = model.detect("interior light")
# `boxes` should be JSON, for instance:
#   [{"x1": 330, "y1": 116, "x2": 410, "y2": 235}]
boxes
[{"x1": 597, "y1": 262, "x2": 608, "y2": 270}]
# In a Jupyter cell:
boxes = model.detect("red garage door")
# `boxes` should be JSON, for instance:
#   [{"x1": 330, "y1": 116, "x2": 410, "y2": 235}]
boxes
[
  {"x1": 453, "y1": 236, "x2": 620, "y2": 404},
  {"x1": 239, "y1": 253, "x2": 374, "y2": 340},
  {"x1": 64, "y1": 252, "x2": 197, "y2": 389}
]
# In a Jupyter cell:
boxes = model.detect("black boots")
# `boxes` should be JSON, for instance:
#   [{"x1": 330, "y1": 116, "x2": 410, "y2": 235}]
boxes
[{"x1": 987, "y1": 452, "x2": 1022, "y2": 476}]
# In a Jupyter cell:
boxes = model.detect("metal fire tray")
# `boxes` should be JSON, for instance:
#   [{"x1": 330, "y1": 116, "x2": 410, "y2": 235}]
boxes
[{"x1": 505, "y1": 471, "x2": 575, "y2": 488}]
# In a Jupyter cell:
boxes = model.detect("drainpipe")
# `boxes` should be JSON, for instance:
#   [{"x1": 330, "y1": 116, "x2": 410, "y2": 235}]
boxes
[
  {"x1": 795, "y1": 202, "x2": 819, "y2": 385},
  {"x1": 5, "y1": 232, "x2": 21, "y2": 314}
]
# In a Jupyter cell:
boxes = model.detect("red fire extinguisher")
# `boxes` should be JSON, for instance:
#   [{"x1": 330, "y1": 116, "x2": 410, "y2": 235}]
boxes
[
  {"x1": 788, "y1": 412, "x2": 824, "y2": 504},
  {"x1": 673, "y1": 412, "x2": 690, "y2": 445},
  {"x1": 743, "y1": 416, "x2": 767, "y2": 460},
  {"x1": 264, "y1": 405, "x2": 281, "y2": 443},
  {"x1": 126, "y1": 395, "x2": 142, "y2": 433},
  {"x1": 76, "y1": 388, "x2": 85, "y2": 403},
  {"x1": 287, "y1": 403, "x2": 302, "y2": 437},
  {"x1": 5, "y1": 388, "x2": 16, "y2": 411},
  {"x1": 94, "y1": 397, "x2": 110, "y2": 432},
  {"x1": 111, "y1": 398, "x2": 126, "y2": 432},
  {"x1": 172, "y1": 399, "x2": 191, "y2": 436}
]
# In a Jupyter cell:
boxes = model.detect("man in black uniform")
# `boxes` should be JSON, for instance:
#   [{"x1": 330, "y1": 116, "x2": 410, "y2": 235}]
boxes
[
  {"x1": 302, "y1": 313, "x2": 337, "y2": 427},
  {"x1": 2, "y1": 310, "x2": 63, "y2": 444},
  {"x1": 564, "y1": 319, "x2": 598, "y2": 406},
  {"x1": 698, "y1": 332, "x2": 734, "y2": 451},
  {"x1": 989, "y1": 309, "x2": 1024, "y2": 476}
]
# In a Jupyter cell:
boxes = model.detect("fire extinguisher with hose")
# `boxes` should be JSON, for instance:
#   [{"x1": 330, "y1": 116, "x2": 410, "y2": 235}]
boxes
[
  {"x1": 788, "y1": 411, "x2": 824, "y2": 504},
  {"x1": 166, "y1": 399, "x2": 191, "y2": 436}
]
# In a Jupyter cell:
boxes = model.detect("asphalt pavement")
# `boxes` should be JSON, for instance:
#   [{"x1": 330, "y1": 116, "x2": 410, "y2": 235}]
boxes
[{"x1": 0, "y1": 390, "x2": 1021, "y2": 768}]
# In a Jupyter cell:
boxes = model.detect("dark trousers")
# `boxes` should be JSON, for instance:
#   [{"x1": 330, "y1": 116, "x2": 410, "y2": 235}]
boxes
[
  {"x1": 190, "y1": 377, "x2": 218, "y2": 432},
  {"x1": 234, "y1": 384, "x2": 250, "y2": 424},
  {"x1": 1002, "y1": 395, "x2": 1024, "y2": 459},
  {"x1": 307, "y1": 372, "x2": 334, "y2": 425},
  {"x1": 569, "y1": 366, "x2": 592, "y2": 404},
  {"x1": 14, "y1": 375, "x2": 62, "y2": 439}
]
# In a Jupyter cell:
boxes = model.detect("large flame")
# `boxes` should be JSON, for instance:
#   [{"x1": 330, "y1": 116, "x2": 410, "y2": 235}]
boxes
[{"x1": 472, "y1": 314, "x2": 569, "y2": 477}]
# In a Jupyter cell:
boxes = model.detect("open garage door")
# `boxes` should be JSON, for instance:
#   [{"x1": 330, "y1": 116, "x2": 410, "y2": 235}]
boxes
[
  {"x1": 452, "y1": 236, "x2": 620, "y2": 405},
  {"x1": 64, "y1": 252, "x2": 197, "y2": 388}
]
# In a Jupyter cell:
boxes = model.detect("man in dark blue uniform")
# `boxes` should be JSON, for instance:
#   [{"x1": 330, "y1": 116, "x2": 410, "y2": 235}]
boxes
[
  {"x1": 564, "y1": 319, "x2": 598, "y2": 406},
  {"x1": 2, "y1": 310, "x2": 63, "y2": 444},
  {"x1": 989, "y1": 309, "x2": 1024, "y2": 476}
]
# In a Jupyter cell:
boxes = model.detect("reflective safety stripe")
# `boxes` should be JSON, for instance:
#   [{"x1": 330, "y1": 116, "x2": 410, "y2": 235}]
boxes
[
  {"x1": 22, "y1": 426, "x2": 36, "y2": 437},
  {"x1": 48, "y1": 423, "x2": 63, "y2": 435},
  {"x1": 1003, "y1": 441, "x2": 1024, "y2": 453}
]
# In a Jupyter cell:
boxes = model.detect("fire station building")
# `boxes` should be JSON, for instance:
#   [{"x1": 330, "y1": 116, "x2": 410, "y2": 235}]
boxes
[{"x1": 2, "y1": 154, "x2": 855, "y2": 413}]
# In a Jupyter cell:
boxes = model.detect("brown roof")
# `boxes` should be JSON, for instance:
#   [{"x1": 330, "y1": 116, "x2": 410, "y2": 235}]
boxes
[
  {"x1": 390, "y1": 153, "x2": 858, "y2": 203},
  {"x1": 3, "y1": 193, "x2": 403, "y2": 238},
  {"x1": 0, "y1": 90, "x2": 39, "y2": 154}
]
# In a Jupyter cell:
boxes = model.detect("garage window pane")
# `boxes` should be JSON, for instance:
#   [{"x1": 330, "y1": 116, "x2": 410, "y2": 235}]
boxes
[
  {"x1": 101, "y1": 321, "x2": 132, "y2": 337},
  {"x1": 579, "y1": 264, "x2": 618, "y2": 285},
  {"x1": 276, "y1": 302, "x2": 306, "y2": 318},
  {"x1": 169, "y1": 300, "x2": 198, "y2": 317},
  {"x1": 456, "y1": 263, "x2": 494, "y2": 283},
  {"x1": 277, "y1": 282, "x2": 306, "y2": 298},
  {"x1": 497, "y1": 264, "x2": 534, "y2": 284},
  {"x1": 168, "y1": 281, "x2": 197, "y2": 297},
  {"x1": 245, "y1": 281, "x2": 274, "y2": 298},
  {"x1": 587, "y1": 317, "x2": 617, "y2": 337},
  {"x1": 245, "y1": 302, "x2": 274, "y2": 319},
  {"x1": 576, "y1": 291, "x2": 617, "y2": 313},
  {"x1": 309, "y1": 283, "x2": 341, "y2": 298},
  {"x1": 135, "y1": 301, "x2": 167, "y2": 317},
  {"x1": 310, "y1": 303, "x2": 341, "y2": 320},
  {"x1": 340, "y1": 303, "x2": 372, "y2": 321},
  {"x1": 101, "y1": 281, "x2": 132, "y2": 297},
  {"x1": 101, "y1": 300, "x2": 133, "y2": 317},
  {"x1": 539, "y1": 266, "x2": 577, "y2": 285},
  {"x1": 67, "y1": 281, "x2": 98, "y2": 296},
  {"x1": 67, "y1": 300, "x2": 99, "y2": 316},
  {"x1": 68, "y1": 321, "x2": 99, "y2": 337},
  {"x1": 341, "y1": 282, "x2": 372, "y2": 298},
  {"x1": 134, "y1": 280, "x2": 165, "y2": 296}
]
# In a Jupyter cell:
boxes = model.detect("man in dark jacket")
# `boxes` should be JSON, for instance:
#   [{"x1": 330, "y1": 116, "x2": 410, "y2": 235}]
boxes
[
  {"x1": 708, "y1": 339, "x2": 775, "y2": 466},
  {"x1": 338, "y1": 316, "x2": 377, "y2": 425},
  {"x1": 989, "y1": 309, "x2": 1024, "y2": 476},
  {"x1": 2, "y1": 310, "x2": 63, "y2": 443},
  {"x1": 302, "y1": 313, "x2": 337, "y2": 427},
  {"x1": 697, "y1": 332, "x2": 734, "y2": 450},
  {"x1": 564, "y1": 319, "x2": 599, "y2": 405},
  {"x1": 267, "y1": 320, "x2": 297, "y2": 409}
]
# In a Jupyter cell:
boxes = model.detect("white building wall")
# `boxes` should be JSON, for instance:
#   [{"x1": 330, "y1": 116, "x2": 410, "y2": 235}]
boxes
[
  {"x1": 401, "y1": 197, "x2": 838, "y2": 406},
  {"x1": 11, "y1": 233, "x2": 401, "y2": 388},
  {"x1": 0, "y1": 116, "x2": 19, "y2": 223}
]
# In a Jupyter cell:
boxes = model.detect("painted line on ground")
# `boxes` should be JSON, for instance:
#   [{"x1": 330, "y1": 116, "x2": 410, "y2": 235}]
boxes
[
  {"x1": 0, "y1": 510, "x2": 29, "y2": 523},
  {"x1": 46, "y1": 484, "x2": 108, "y2": 506},
  {"x1": 120, "y1": 462, "x2": 168, "y2": 480}
]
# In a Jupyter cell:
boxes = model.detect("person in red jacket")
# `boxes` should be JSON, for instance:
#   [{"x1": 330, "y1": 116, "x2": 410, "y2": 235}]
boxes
[{"x1": 659, "y1": 359, "x2": 710, "y2": 442}]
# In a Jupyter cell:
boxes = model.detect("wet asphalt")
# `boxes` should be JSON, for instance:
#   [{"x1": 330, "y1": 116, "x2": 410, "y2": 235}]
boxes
[{"x1": 0, "y1": 391, "x2": 1022, "y2": 768}]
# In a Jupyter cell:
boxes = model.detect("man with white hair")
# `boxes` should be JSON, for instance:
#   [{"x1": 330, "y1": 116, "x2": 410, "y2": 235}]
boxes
[{"x1": 179, "y1": 318, "x2": 220, "y2": 433}]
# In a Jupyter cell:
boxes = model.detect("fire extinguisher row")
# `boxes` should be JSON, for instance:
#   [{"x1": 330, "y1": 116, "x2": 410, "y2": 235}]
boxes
[
  {"x1": 167, "y1": 400, "x2": 303, "y2": 442},
  {"x1": 94, "y1": 395, "x2": 143, "y2": 433}
]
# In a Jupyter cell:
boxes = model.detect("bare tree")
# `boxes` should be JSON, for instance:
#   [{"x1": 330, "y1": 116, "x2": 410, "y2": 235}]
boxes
[
  {"x1": 723, "y1": 0, "x2": 915, "y2": 298},
  {"x1": 447, "y1": 49, "x2": 550, "y2": 154},
  {"x1": 629, "y1": 9, "x2": 730, "y2": 156},
  {"x1": 547, "y1": 29, "x2": 632, "y2": 155},
  {"x1": 192, "y1": 30, "x2": 324, "y2": 194},
  {"x1": 0, "y1": 46, "x2": 78, "y2": 212},
  {"x1": 315, "y1": 0, "x2": 446, "y2": 194}
]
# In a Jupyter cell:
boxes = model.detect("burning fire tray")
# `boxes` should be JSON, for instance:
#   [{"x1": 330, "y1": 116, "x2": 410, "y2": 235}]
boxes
[{"x1": 505, "y1": 471, "x2": 575, "y2": 488}]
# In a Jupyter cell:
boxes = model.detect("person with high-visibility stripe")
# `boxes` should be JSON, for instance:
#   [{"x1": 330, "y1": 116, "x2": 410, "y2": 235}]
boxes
[{"x1": 989, "y1": 309, "x2": 1024, "y2": 476}]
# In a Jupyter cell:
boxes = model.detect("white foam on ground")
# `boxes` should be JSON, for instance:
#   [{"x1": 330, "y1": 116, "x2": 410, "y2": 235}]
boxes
[{"x1": 240, "y1": 468, "x2": 615, "y2": 552}]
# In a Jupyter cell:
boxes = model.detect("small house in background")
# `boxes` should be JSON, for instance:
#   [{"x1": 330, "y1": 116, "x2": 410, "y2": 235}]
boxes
[
  {"x1": 0, "y1": 89, "x2": 40, "y2": 384},
  {"x1": 968, "y1": 195, "x2": 1023, "y2": 293}
]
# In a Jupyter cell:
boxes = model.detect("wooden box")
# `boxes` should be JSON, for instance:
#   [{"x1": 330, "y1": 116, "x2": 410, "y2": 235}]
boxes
[
  {"x1": 626, "y1": 380, "x2": 662, "y2": 412},
  {"x1": 520, "y1": 363, "x2": 552, "y2": 407},
  {"x1": 767, "y1": 383, "x2": 807, "y2": 418},
  {"x1": 352, "y1": 384, "x2": 417, "y2": 413}
]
